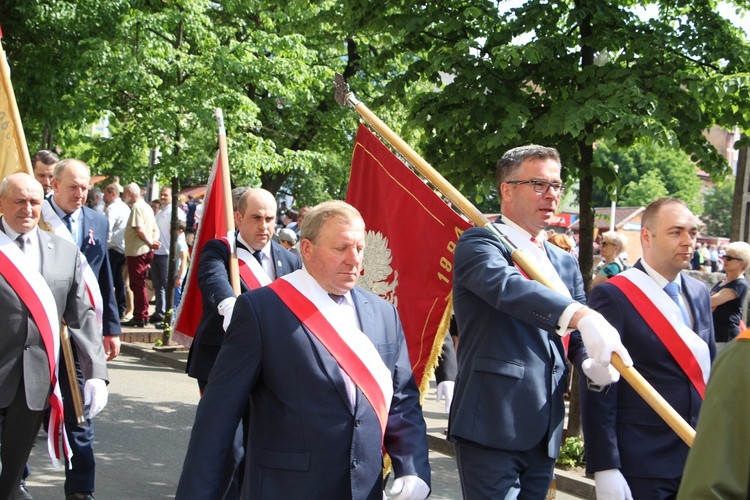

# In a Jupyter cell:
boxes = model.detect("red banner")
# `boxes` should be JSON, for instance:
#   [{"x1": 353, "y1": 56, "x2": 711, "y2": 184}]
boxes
[
  {"x1": 346, "y1": 124, "x2": 471, "y2": 393},
  {"x1": 173, "y1": 153, "x2": 229, "y2": 347}
]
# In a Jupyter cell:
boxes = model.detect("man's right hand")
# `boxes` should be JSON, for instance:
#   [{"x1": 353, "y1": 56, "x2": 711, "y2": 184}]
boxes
[
  {"x1": 218, "y1": 297, "x2": 237, "y2": 332},
  {"x1": 595, "y1": 469, "x2": 633, "y2": 500},
  {"x1": 581, "y1": 358, "x2": 620, "y2": 387},
  {"x1": 577, "y1": 312, "x2": 632, "y2": 367}
]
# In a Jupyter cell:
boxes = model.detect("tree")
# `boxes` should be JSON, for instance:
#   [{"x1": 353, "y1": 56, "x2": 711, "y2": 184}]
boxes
[
  {"x1": 702, "y1": 176, "x2": 735, "y2": 237},
  {"x1": 621, "y1": 169, "x2": 669, "y2": 206},
  {"x1": 593, "y1": 142, "x2": 703, "y2": 213}
]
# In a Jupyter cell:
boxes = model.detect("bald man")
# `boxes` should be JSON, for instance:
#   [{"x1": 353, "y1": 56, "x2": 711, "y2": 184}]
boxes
[
  {"x1": 0, "y1": 173, "x2": 108, "y2": 499},
  {"x1": 185, "y1": 188, "x2": 300, "y2": 498}
]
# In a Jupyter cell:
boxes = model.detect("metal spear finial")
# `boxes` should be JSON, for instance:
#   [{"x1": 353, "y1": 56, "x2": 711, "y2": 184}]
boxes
[{"x1": 334, "y1": 73, "x2": 359, "y2": 107}]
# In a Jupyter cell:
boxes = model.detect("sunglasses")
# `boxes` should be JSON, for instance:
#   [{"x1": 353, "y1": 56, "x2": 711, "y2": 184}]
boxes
[{"x1": 724, "y1": 255, "x2": 744, "y2": 263}]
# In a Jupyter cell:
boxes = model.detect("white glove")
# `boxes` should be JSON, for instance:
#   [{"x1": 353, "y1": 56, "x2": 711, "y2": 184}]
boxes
[
  {"x1": 218, "y1": 297, "x2": 237, "y2": 332},
  {"x1": 595, "y1": 469, "x2": 633, "y2": 500},
  {"x1": 435, "y1": 380, "x2": 455, "y2": 413},
  {"x1": 83, "y1": 378, "x2": 108, "y2": 419},
  {"x1": 577, "y1": 312, "x2": 633, "y2": 366},
  {"x1": 581, "y1": 358, "x2": 620, "y2": 387},
  {"x1": 389, "y1": 475, "x2": 429, "y2": 500}
]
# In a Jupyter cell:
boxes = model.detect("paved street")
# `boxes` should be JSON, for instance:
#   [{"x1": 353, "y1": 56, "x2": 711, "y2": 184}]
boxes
[{"x1": 25, "y1": 352, "x2": 585, "y2": 499}]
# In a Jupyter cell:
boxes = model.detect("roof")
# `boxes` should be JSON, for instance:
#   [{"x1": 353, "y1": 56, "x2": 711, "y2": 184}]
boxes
[
  {"x1": 177, "y1": 185, "x2": 207, "y2": 199},
  {"x1": 569, "y1": 206, "x2": 645, "y2": 231}
]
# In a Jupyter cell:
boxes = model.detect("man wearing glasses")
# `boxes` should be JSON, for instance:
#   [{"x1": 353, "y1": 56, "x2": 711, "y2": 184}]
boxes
[{"x1": 448, "y1": 145, "x2": 631, "y2": 498}]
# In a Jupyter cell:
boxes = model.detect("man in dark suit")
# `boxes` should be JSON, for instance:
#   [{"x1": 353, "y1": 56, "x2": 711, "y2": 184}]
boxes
[
  {"x1": 186, "y1": 187, "x2": 300, "y2": 499},
  {"x1": 177, "y1": 201, "x2": 430, "y2": 499},
  {"x1": 31, "y1": 149, "x2": 58, "y2": 199},
  {"x1": 570, "y1": 198, "x2": 714, "y2": 500},
  {"x1": 449, "y1": 145, "x2": 631, "y2": 498},
  {"x1": 44, "y1": 159, "x2": 121, "y2": 499},
  {"x1": 0, "y1": 173, "x2": 109, "y2": 500}
]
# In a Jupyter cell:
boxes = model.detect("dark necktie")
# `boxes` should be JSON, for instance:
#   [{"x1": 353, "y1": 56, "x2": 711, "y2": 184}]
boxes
[
  {"x1": 664, "y1": 281, "x2": 690, "y2": 327},
  {"x1": 15, "y1": 234, "x2": 26, "y2": 253},
  {"x1": 328, "y1": 293, "x2": 346, "y2": 305},
  {"x1": 252, "y1": 250, "x2": 262, "y2": 264},
  {"x1": 62, "y1": 213, "x2": 73, "y2": 234}
]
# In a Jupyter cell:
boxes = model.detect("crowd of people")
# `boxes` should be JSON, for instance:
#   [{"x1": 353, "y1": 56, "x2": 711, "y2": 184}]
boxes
[{"x1": 1, "y1": 144, "x2": 748, "y2": 500}]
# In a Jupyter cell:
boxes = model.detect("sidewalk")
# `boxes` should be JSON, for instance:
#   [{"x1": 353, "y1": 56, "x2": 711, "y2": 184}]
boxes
[{"x1": 120, "y1": 325, "x2": 595, "y2": 499}]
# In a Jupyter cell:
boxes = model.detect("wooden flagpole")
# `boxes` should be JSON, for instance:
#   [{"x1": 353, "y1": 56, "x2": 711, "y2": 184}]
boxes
[
  {"x1": 333, "y1": 74, "x2": 695, "y2": 447},
  {"x1": 215, "y1": 108, "x2": 240, "y2": 295}
]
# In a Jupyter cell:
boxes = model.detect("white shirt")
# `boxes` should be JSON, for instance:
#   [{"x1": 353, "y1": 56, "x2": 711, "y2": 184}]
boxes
[
  {"x1": 105, "y1": 197, "x2": 131, "y2": 253},
  {"x1": 155, "y1": 204, "x2": 186, "y2": 256},
  {"x1": 2, "y1": 219, "x2": 41, "y2": 272}
]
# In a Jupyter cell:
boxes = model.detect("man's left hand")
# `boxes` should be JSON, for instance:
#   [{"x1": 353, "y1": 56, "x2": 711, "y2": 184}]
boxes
[
  {"x1": 83, "y1": 378, "x2": 109, "y2": 419},
  {"x1": 104, "y1": 335, "x2": 121, "y2": 361},
  {"x1": 389, "y1": 475, "x2": 429, "y2": 500}
]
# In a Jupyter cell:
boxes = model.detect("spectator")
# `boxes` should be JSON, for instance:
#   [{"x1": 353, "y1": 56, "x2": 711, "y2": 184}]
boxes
[
  {"x1": 296, "y1": 205, "x2": 312, "y2": 237},
  {"x1": 151, "y1": 187, "x2": 186, "y2": 326},
  {"x1": 709, "y1": 244, "x2": 719, "y2": 273},
  {"x1": 173, "y1": 220, "x2": 189, "y2": 310},
  {"x1": 104, "y1": 183, "x2": 131, "y2": 319},
  {"x1": 87, "y1": 187, "x2": 105, "y2": 213},
  {"x1": 185, "y1": 194, "x2": 197, "y2": 230},
  {"x1": 711, "y1": 241, "x2": 750, "y2": 353},
  {"x1": 691, "y1": 242, "x2": 704, "y2": 271},
  {"x1": 547, "y1": 233, "x2": 575, "y2": 253},
  {"x1": 591, "y1": 231, "x2": 628, "y2": 288},
  {"x1": 277, "y1": 227, "x2": 301, "y2": 261},
  {"x1": 122, "y1": 183, "x2": 161, "y2": 328}
]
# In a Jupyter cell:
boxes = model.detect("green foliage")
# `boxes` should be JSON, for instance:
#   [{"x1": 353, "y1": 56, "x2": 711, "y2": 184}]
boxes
[
  {"x1": 592, "y1": 142, "x2": 704, "y2": 213},
  {"x1": 556, "y1": 436, "x2": 586, "y2": 469},
  {"x1": 702, "y1": 176, "x2": 736, "y2": 237}
]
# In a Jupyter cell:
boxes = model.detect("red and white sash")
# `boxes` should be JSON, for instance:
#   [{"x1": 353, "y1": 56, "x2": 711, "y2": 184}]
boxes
[
  {"x1": 609, "y1": 269, "x2": 711, "y2": 398},
  {"x1": 269, "y1": 270, "x2": 393, "y2": 440},
  {"x1": 42, "y1": 201, "x2": 103, "y2": 333},
  {"x1": 0, "y1": 230, "x2": 71, "y2": 466},
  {"x1": 218, "y1": 237, "x2": 271, "y2": 290}
]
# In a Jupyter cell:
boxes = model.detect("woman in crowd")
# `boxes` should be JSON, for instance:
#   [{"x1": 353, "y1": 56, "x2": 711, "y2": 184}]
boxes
[
  {"x1": 591, "y1": 231, "x2": 628, "y2": 287},
  {"x1": 711, "y1": 241, "x2": 750, "y2": 352}
]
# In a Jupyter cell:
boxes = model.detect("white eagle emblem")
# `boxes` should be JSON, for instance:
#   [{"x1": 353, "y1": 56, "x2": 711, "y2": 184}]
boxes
[{"x1": 360, "y1": 230, "x2": 398, "y2": 306}]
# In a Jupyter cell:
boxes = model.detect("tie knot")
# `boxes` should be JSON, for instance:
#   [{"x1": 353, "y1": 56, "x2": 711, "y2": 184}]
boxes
[
  {"x1": 664, "y1": 281, "x2": 680, "y2": 298},
  {"x1": 15, "y1": 234, "x2": 26, "y2": 251},
  {"x1": 252, "y1": 250, "x2": 262, "y2": 264},
  {"x1": 328, "y1": 293, "x2": 346, "y2": 305}
]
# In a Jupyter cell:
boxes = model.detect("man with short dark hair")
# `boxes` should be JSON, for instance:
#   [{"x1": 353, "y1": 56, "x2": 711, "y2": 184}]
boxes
[
  {"x1": 572, "y1": 197, "x2": 714, "y2": 499},
  {"x1": 31, "y1": 149, "x2": 59, "y2": 198},
  {"x1": 449, "y1": 145, "x2": 630, "y2": 498}
]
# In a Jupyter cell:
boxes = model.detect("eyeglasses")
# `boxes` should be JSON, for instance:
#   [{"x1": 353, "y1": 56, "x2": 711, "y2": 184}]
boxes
[
  {"x1": 601, "y1": 242, "x2": 609, "y2": 247},
  {"x1": 724, "y1": 255, "x2": 744, "y2": 263},
  {"x1": 506, "y1": 179, "x2": 565, "y2": 195}
]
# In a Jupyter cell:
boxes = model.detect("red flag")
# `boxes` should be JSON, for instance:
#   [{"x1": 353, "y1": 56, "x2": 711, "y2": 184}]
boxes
[
  {"x1": 346, "y1": 124, "x2": 472, "y2": 394},
  {"x1": 173, "y1": 153, "x2": 229, "y2": 347}
]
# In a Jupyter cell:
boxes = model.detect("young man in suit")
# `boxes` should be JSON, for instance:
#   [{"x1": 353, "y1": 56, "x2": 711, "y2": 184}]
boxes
[
  {"x1": 0, "y1": 173, "x2": 109, "y2": 500},
  {"x1": 45, "y1": 159, "x2": 121, "y2": 499},
  {"x1": 449, "y1": 145, "x2": 631, "y2": 498},
  {"x1": 571, "y1": 198, "x2": 714, "y2": 500},
  {"x1": 185, "y1": 187, "x2": 300, "y2": 499},
  {"x1": 177, "y1": 201, "x2": 430, "y2": 499}
]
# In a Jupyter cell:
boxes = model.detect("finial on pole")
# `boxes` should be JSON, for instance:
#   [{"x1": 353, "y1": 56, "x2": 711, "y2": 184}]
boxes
[
  {"x1": 215, "y1": 108, "x2": 225, "y2": 136},
  {"x1": 334, "y1": 73, "x2": 359, "y2": 107}
]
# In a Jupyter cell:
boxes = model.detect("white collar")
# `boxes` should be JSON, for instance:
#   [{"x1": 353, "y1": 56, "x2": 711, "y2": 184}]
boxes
[
  {"x1": 499, "y1": 215, "x2": 546, "y2": 243},
  {"x1": 1, "y1": 218, "x2": 38, "y2": 244},
  {"x1": 238, "y1": 234, "x2": 271, "y2": 258},
  {"x1": 639, "y1": 258, "x2": 683, "y2": 290}
]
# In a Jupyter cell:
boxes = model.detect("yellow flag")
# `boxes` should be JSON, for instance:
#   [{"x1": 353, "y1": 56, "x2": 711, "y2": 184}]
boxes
[{"x1": 0, "y1": 38, "x2": 32, "y2": 178}]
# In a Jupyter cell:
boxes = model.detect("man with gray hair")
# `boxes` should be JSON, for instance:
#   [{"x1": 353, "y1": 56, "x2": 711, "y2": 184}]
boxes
[
  {"x1": 122, "y1": 182, "x2": 160, "y2": 328},
  {"x1": 178, "y1": 200, "x2": 430, "y2": 499},
  {"x1": 44, "y1": 158, "x2": 121, "y2": 499}
]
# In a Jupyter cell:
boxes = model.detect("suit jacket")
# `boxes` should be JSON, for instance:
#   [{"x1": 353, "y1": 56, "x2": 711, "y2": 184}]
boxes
[
  {"x1": 186, "y1": 238, "x2": 301, "y2": 382},
  {"x1": 176, "y1": 284, "x2": 430, "y2": 499},
  {"x1": 0, "y1": 222, "x2": 109, "y2": 411},
  {"x1": 448, "y1": 225, "x2": 586, "y2": 458},
  {"x1": 569, "y1": 261, "x2": 715, "y2": 478},
  {"x1": 78, "y1": 205, "x2": 121, "y2": 335}
]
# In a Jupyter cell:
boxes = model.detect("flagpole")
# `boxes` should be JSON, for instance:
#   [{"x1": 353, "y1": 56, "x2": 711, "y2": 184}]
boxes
[
  {"x1": 215, "y1": 108, "x2": 240, "y2": 295},
  {"x1": 333, "y1": 74, "x2": 695, "y2": 447},
  {"x1": 0, "y1": 39, "x2": 32, "y2": 175}
]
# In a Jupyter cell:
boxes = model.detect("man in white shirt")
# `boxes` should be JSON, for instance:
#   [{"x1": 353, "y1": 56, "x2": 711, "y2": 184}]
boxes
[
  {"x1": 151, "y1": 187, "x2": 186, "y2": 325},
  {"x1": 104, "y1": 183, "x2": 130, "y2": 319}
]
